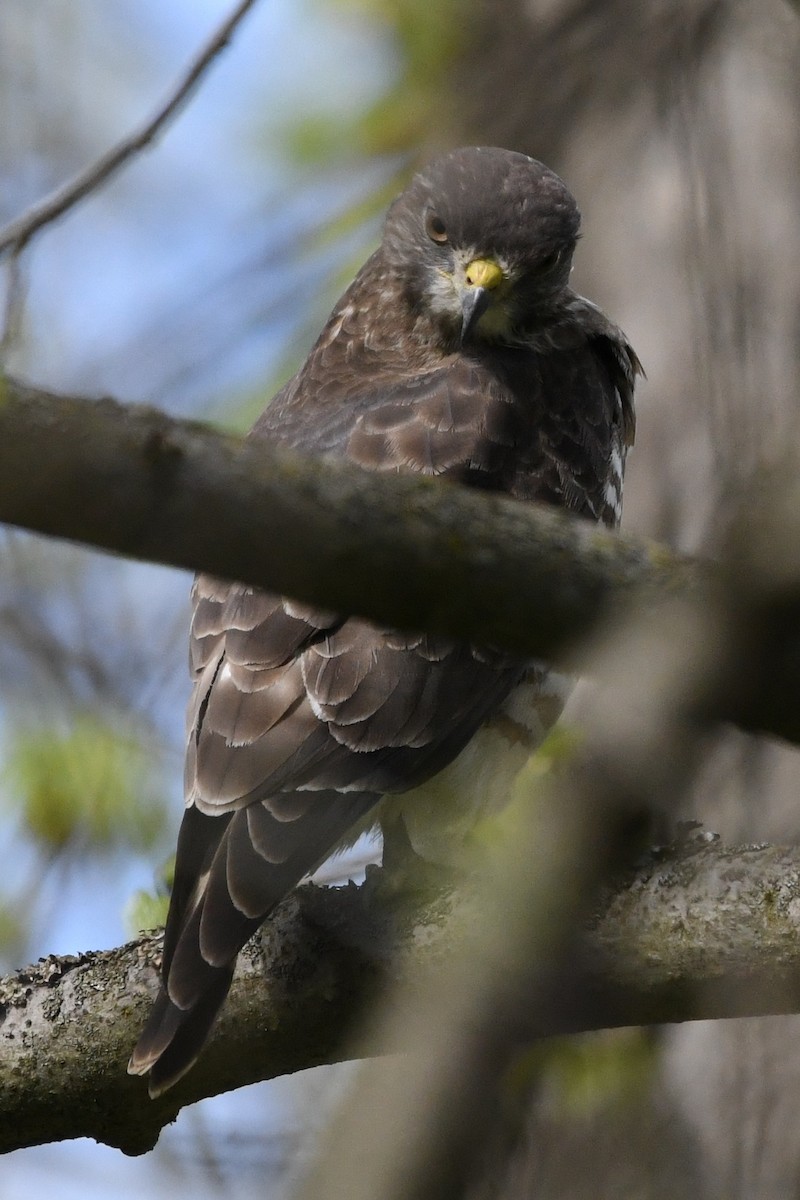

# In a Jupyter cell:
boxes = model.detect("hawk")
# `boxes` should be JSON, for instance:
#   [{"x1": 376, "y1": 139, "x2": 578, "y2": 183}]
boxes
[{"x1": 129, "y1": 146, "x2": 640, "y2": 1095}]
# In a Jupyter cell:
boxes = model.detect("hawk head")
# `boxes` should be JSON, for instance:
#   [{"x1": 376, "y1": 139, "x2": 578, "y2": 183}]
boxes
[{"x1": 382, "y1": 146, "x2": 581, "y2": 346}]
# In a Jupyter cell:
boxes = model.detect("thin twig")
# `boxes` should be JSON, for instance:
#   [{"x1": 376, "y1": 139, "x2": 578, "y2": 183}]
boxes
[
  {"x1": 0, "y1": 251, "x2": 26, "y2": 357},
  {"x1": 0, "y1": 0, "x2": 263, "y2": 258}
]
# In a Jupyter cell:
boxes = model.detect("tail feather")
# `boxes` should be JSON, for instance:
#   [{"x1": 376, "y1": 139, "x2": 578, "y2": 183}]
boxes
[
  {"x1": 161, "y1": 806, "x2": 233, "y2": 977},
  {"x1": 129, "y1": 969, "x2": 234, "y2": 1098},
  {"x1": 130, "y1": 790, "x2": 377, "y2": 1094}
]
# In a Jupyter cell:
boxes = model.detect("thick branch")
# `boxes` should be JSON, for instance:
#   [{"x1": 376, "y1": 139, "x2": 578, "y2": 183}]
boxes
[
  {"x1": 2, "y1": 841, "x2": 800, "y2": 1156},
  {"x1": 0, "y1": 374, "x2": 699, "y2": 659},
  {"x1": 3, "y1": 376, "x2": 800, "y2": 743}
]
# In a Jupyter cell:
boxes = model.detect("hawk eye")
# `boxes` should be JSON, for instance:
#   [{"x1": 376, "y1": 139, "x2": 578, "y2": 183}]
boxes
[
  {"x1": 540, "y1": 248, "x2": 563, "y2": 271},
  {"x1": 425, "y1": 212, "x2": 448, "y2": 244}
]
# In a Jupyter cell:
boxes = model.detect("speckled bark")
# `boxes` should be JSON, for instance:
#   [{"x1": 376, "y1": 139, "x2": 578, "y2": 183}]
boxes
[
  {"x1": 0, "y1": 881, "x2": 393, "y2": 1157},
  {"x1": 2, "y1": 843, "x2": 800, "y2": 1156}
]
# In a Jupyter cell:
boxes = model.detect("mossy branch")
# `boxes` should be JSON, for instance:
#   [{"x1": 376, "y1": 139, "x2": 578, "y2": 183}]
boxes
[
  {"x1": 0, "y1": 375, "x2": 691, "y2": 661},
  {"x1": 1, "y1": 842, "x2": 799, "y2": 1155},
  {"x1": 2, "y1": 375, "x2": 799, "y2": 742}
]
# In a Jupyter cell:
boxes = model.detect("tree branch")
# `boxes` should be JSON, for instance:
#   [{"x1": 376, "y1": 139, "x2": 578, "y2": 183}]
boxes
[
  {"x1": 0, "y1": 373, "x2": 699, "y2": 655},
  {"x1": 2, "y1": 840, "x2": 800, "y2": 1156},
  {"x1": 2, "y1": 375, "x2": 800, "y2": 745},
  {"x1": 0, "y1": 0, "x2": 262, "y2": 256}
]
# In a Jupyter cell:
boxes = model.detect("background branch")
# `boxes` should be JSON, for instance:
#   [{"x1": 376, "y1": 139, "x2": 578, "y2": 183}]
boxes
[{"x1": 0, "y1": 0, "x2": 262, "y2": 256}]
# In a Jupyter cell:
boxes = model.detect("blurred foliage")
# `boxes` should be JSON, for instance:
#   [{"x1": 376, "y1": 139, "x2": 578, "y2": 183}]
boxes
[
  {"x1": 126, "y1": 849, "x2": 174, "y2": 935},
  {"x1": 125, "y1": 884, "x2": 171, "y2": 937},
  {"x1": 469, "y1": 725, "x2": 584, "y2": 857},
  {"x1": 3, "y1": 714, "x2": 167, "y2": 856},
  {"x1": 287, "y1": 0, "x2": 474, "y2": 163},
  {"x1": 537, "y1": 1028, "x2": 659, "y2": 1116},
  {"x1": 0, "y1": 897, "x2": 26, "y2": 961}
]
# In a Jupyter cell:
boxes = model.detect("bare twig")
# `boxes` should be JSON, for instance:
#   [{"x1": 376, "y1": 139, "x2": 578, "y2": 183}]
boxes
[
  {"x1": 0, "y1": 251, "x2": 27, "y2": 357},
  {"x1": 0, "y1": 0, "x2": 262, "y2": 257}
]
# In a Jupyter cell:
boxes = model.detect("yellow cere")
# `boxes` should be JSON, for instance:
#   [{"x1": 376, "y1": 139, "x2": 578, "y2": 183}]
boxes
[{"x1": 464, "y1": 257, "x2": 504, "y2": 290}]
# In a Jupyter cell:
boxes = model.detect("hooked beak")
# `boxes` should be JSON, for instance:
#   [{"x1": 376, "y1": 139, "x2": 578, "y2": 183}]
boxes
[{"x1": 460, "y1": 257, "x2": 504, "y2": 341}]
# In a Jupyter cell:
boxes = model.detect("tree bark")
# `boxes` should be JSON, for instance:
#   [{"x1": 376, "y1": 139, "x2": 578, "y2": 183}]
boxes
[
  {"x1": 2, "y1": 840, "x2": 800, "y2": 1156},
  {"x1": 3, "y1": 374, "x2": 800, "y2": 746},
  {"x1": 0, "y1": 374, "x2": 693, "y2": 661}
]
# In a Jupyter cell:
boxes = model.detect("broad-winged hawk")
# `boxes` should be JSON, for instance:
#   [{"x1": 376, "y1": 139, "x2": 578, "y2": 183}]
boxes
[{"x1": 129, "y1": 146, "x2": 641, "y2": 1095}]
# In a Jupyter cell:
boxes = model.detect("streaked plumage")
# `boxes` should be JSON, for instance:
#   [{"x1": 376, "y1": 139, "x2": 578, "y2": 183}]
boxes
[{"x1": 129, "y1": 146, "x2": 640, "y2": 1095}]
